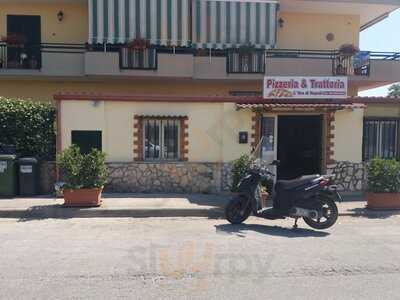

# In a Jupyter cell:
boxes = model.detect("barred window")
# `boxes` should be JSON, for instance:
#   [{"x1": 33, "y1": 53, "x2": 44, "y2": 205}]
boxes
[
  {"x1": 227, "y1": 50, "x2": 265, "y2": 74},
  {"x1": 363, "y1": 119, "x2": 398, "y2": 161},
  {"x1": 120, "y1": 47, "x2": 157, "y2": 70},
  {"x1": 143, "y1": 119, "x2": 180, "y2": 160}
]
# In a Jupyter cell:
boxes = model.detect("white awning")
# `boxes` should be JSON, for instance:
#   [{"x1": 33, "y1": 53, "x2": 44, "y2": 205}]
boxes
[
  {"x1": 89, "y1": 0, "x2": 191, "y2": 46},
  {"x1": 192, "y1": 0, "x2": 278, "y2": 49}
]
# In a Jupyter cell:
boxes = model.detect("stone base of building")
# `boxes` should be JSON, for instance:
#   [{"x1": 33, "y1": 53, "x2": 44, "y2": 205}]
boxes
[
  {"x1": 105, "y1": 161, "x2": 368, "y2": 194},
  {"x1": 326, "y1": 161, "x2": 367, "y2": 192},
  {"x1": 106, "y1": 162, "x2": 232, "y2": 194}
]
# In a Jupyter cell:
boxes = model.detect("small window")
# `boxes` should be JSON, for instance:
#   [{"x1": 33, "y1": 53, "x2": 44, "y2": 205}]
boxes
[
  {"x1": 120, "y1": 47, "x2": 157, "y2": 70},
  {"x1": 363, "y1": 119, "x2": 398, "y2": 161},
  {"x1": 143, "y1": 119, "x2": 180, "y2": 160},
  {"x1": 71, "y1": 130, "x2": 102, "y2": 155}
]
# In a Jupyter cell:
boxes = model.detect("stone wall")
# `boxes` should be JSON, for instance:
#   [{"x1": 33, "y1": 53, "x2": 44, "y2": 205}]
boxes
[
  {"x1": 106, "y1": 162, "x2": 233, "y2": 193},
  {"x1": 326, "y1": 161, "x2": 367, "y2": 192}
]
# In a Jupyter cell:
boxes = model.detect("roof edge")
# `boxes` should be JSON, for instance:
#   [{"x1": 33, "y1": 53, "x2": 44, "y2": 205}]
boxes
[{"x1": 53, "y1": 93, "x2": 400, "y2": 104}]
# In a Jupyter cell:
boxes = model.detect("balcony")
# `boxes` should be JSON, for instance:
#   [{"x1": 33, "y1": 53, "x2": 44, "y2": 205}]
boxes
[
  {"x1": 0, "y1": 43, "x2": 85, "y2": 77},
  {"x1": 265, "y1": 49, "x2": 400, "y2": 89},
  {"x1": 193, "y1": 50, "x2": 265, "y2": 81},
  {"x1": 84, "y1": 46, "x2": 193, "y2": 78}
]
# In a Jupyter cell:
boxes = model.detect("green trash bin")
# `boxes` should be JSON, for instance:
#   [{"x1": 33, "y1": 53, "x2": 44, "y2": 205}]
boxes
[
  {"x1": 18, "y1": 158, "x2": 39, "y2": 196},
  {"x1": 0, "y1": 155, "x2": 17, "y2": 197}
]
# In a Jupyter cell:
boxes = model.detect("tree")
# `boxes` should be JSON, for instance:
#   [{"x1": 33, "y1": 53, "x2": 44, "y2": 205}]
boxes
[{"x1": 388, "y1": 83, "x2": 400, "y2": 97}]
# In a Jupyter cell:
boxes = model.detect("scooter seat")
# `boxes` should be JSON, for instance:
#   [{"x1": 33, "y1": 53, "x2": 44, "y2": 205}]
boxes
[{"x1": 275, "y1": 175, "x2": 320, "y2": 191}]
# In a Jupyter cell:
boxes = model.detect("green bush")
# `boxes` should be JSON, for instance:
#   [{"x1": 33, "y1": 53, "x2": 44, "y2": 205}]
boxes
[
  {"x1": 0, "y1": 98, "x2": 56, "y2": 160},
  {"x1": 57, "y1": 145, "x2": 107, "y2": 190},
  {"x1": 367, "y1": 158, "x2": 400, "y2": 193},
  {"x1": 230, "y1": 154, "x2": 252, "y2": 192}
]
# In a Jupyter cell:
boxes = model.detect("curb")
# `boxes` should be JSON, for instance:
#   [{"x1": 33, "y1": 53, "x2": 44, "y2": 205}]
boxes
[
  {"x1": 0, "y1": 206, "x2": 399, "y2": 220},
  {"x1": 0, "y1": 207, "x2": 225, "y2": 219}
]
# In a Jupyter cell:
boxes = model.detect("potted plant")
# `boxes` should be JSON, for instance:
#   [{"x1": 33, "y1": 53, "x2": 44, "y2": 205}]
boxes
[
  {"x1": 260, "y1": 177, "x2": 274, "y2": 208},
  {"x1": 1, "y1": 34, "x2": 26, "y2": 45},
  {"x1": 365, "y1": 158, "x2": 400, "y2": 209},
  {"x1": 126, "y1": 38, "x2": 150, "y2": 50},
  {"x1": 338, "y1": 44, "x2": 359, "y2": 56},
  {"x1": 230, "y1": 154, "x2": 252, "y2": 194},
  {"x1": 57, "y1": 145, "x2": 107, "y2": 207}
]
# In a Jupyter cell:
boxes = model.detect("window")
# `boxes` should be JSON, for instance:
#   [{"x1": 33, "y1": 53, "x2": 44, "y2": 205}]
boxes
[
  {"x1": 363, "y1": 119, "x2": 398, "y2": 161},
  {"x1": 71, "y1": 130, "x2": 102, "y2": 155},
  {"x1": 227, "y1": 49, "x2": 265, "y2": 74},
  {"x1": 143, "y1": 119, "x2": 180, "y2": 160},
  {"x1": 120, "y1": 47, "x2": 157, "y2": 70}
]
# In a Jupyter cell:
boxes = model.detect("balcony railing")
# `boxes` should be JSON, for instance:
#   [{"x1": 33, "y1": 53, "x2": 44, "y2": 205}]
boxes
[
  {"x1": 226, "y1": 50, "x2": 265, "y2": 74},
  {"x1": 119, "y1": 47, "x2": 157, "y2": 70},
  {"x1": 0, "y1": 42, "x2": 41, "y2": 69},
  {"x1": 266, "y1": 49, "x2": 400, "y2": 77}
]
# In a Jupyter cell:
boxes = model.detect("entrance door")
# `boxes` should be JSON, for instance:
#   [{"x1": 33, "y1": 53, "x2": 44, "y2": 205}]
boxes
[
  {"x1": 7, "y1": 15, "x2": 41, "y2": 69},
  {"x1": 277, "y1": 115, "x2": 323, "y2": 180}
]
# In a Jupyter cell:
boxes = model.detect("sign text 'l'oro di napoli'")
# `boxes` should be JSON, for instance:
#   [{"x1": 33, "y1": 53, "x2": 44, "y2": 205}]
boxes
[{"x1": 263, "y1": 76, "x2": 348, "y2": 99}]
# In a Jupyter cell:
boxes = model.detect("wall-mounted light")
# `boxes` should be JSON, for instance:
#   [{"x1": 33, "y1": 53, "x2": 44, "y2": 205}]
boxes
[
  {"x1": 57, "y1": 11, "x2": 64, "y2": 22},
  {"x1": 278, "y1": 18, "x2": 285, "y2": 28}
]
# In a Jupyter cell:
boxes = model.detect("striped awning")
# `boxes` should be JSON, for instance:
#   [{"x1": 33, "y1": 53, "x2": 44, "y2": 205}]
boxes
[
  {"x1": 89, "y1": 0, "x2": 190, "y2": 46},
  {"x1": 192, "y1": 0, "x2": 278, "y2": 49}
]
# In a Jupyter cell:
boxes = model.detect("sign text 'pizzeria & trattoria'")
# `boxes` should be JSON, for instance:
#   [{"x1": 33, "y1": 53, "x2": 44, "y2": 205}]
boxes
[{"x1": 264, "y1": 76, "x2": 348, "y2": 99}]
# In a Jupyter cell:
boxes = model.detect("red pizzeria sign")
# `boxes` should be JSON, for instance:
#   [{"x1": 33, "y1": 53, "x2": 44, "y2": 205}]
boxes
[{"x1": 264, "y1": 76, "x2": 348, "y2": 99}]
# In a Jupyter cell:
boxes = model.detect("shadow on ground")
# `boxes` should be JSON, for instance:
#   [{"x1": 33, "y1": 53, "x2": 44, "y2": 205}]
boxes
[
  {"x1": 345, "y1": 207, "x2": 400, "y2": 219},
  {"x1": 102, "y1": 193, "x2": 231, "y2": 208},
  {"x1": 215, "y1": 223, "x2": 330, "y2": 238}
]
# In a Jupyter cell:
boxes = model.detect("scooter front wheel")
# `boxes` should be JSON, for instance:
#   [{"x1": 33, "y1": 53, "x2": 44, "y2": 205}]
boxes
[
  {"x1": 303, "y1": 195, "x2": 338, "y2": 230},
  {"x1": 225, "y1": 195, "x2": 252, "y2": 224}
]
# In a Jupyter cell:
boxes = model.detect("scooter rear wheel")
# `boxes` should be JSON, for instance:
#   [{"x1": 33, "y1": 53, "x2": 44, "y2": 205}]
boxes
[
  {"x1": 303, "y1": 194, "x2": 338, "y2": 230},
  {"x1": 225, "y1": 195, "x2": 252, "y2": 224}
]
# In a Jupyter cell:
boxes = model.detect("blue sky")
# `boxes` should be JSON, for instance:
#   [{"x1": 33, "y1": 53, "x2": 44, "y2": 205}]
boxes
[{"x1": 359, "y1": 8, "x2": 400, "y2": 97}]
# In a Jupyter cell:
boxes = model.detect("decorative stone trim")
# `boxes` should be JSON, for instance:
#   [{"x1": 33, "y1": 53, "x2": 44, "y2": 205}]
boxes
[
  {"x1": 133, "y1": 115, "x2": 143, "y2": 161},
  {"x1": 133, "y1": 115, "x2": 189, "y2": 162},
  {"x1": 251, "y1": 111, "x2": 262, "y2": 149},
  {"x1": 180, "y1": 117, "x2": 189, "y2": 161},
  {"x1": 325, "y1": 112, "x2": 335, "y2": 165}
]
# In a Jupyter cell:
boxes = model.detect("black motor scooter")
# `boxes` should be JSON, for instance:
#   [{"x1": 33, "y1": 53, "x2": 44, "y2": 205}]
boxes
[{"x1": 225, "y1": 160, "x2": 341, "y2": 230}]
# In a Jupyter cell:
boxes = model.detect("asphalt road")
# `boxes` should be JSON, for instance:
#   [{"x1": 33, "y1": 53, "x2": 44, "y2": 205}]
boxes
[{"x1": 0, "y1": 214, "x2": 399, "y2": 300}]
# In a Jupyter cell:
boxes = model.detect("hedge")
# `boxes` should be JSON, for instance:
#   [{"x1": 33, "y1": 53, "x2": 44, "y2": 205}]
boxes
[{"x1": 0, "y1": 97, "x2": 56, "y2": 160}]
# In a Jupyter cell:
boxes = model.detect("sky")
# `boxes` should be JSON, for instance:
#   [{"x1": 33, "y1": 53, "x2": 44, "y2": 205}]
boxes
[{"x1": 359, "y1": 8, "x2": 400, "y2": 97}]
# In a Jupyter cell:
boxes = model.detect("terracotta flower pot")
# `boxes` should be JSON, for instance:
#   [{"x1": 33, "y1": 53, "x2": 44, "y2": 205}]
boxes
[
  {"x1": 63, "y1": 188, "x2": 103, "y2": 207},
  {"x1": 261, "y1": 192, "x2": 269, "y2": 208},
  {"x1": 365, "y1": 192, "x2": 400, "y2": 210}
]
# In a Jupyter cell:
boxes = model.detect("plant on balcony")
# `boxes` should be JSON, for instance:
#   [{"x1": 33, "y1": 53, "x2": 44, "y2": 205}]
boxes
[
  {"x1": 237, "y1": 43, "x2": 257, "y2": 54},
  {"x1": 126, "y1": 38, "x2": 151, "y2": 50},
  {"x1": 365, "y1": 158, "x2": 400, "y2": 209},
  {"x1": 1, "y1": 34, "x2": 26, "y2": 45},
  {"x1": 338, "y1": 44, "x2": 359, "y2": 56},
  {"x1": 57, "y1": 145, "x2": 107, "y2": 207},
  {"x1": 388, "y1": 83, "x2": 400, "y2": 97}
]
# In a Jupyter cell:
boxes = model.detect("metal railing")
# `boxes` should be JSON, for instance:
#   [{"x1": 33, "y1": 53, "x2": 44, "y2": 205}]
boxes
[
  {"x1": 0, "y1": 42, "x2": 41, "y2": 69},
  {"x1": 119, "y1": 47, "x2": 157, "y2": 70},
  {"x1": 226, "y1": 50, "x2": 265, "y2": 74},
  {"x1": 266, "y1": 49, "x2": 400, "y2": 77},
  {"x1": 0, "y1": 43, "x2": 85, "y2": 70}
]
